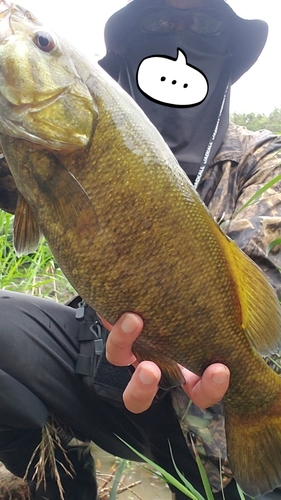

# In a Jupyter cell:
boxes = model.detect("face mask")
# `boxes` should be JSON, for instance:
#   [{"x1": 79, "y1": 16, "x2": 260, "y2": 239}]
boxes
[{"x1": 104, "y1": 5, "x2": 233, "y2": 184}]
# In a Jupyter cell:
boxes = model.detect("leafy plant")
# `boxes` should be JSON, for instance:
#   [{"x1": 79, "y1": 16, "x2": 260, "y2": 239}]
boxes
[
  {"x1": 0, "y1": 211, "x2": 75, "y2": 301},
  {"x1": 231, "y1": 107, "x2": 281, "y2": 134}
]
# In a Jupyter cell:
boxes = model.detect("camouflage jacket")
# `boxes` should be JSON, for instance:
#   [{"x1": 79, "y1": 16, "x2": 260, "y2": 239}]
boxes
[
  {"x1": 172, "y1": 122, "x2": 281, "y2": 492},
  {"x1": 198, "y1": 122, "x2": 281, "y2": 298}
]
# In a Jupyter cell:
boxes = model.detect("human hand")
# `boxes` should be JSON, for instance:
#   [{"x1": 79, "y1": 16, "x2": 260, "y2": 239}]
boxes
[{"x1": 102, "y1": 313, "x2": 230, "y2": 414}]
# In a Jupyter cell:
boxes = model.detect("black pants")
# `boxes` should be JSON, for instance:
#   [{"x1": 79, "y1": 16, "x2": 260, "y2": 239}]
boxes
[{"x1": 0, "y1": 290, "x2": 278, "y2": 500}]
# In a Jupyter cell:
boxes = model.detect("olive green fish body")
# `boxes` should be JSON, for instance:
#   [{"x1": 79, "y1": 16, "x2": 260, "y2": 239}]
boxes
[
  {"x1": 1, "y1": 2, "x2": 281, "y2": 495},
  {"x1": 0, "y1": 125, "x2": 244, "y2": 374}
]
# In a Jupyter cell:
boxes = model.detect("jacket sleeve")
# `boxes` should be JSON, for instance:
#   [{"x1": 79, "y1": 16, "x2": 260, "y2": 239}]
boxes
[{"x1": 224, "y1": 134, "x2": 281, "y2": 298}]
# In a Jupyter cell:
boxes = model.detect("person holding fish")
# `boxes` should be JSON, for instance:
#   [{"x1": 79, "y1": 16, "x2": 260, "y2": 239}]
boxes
[
  {"x1": 100, "y1": 0, "x2": 281, "y2": 497},
  {"x1": 0, "y1": 0, "x2": 280, "y2": 500}
]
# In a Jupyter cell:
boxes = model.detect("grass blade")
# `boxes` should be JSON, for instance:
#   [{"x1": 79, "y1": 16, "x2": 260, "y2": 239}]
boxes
[
  {"x1": 189, "y1": 439, "x2": 214, "y2": 500},
  {"x1": 116, "y1": 435, "x2": 207, "y2": 500},
  {"x1": 233, "y1": 174, "x2": 281, "y2": 218},
  {"x1": 266, "y1": 238, "x2": 281, "y2": 258},
  {"x1": 109, "y1": 459, "x2": 127, "y2": 500}
]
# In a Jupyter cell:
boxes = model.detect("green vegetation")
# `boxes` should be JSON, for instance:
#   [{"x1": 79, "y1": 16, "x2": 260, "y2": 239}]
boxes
[
  {"x1": 0, "y1": 210, "x2": 75, "y2": 300},
  {"x1": 117, "y1": 436, "x2": 217, "y2": 500},
  {"x1": 231, "y1": 107, "x2": 281, "y2": 134}
]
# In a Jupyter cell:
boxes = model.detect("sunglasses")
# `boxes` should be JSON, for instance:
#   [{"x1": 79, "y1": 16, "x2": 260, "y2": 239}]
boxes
[{"x1": 139, "y1": 7, "x2": 225, "y2": 36}]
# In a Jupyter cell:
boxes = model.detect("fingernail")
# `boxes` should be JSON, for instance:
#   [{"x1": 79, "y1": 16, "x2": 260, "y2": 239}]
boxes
[
  {"x1": 121, "y1": 313, "x2": 139, "y2": 334},
  {"x1": 212, "y1": 370, "x2": 228, "y2": 385},
  {"x1": 138, "y1": 367, "x2": 156, "y2": 385}
]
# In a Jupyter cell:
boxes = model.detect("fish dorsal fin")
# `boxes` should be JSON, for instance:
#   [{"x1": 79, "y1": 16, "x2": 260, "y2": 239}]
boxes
[
  {"x1": 13, "y1": 192, "x2": 42, "y2": 256},
  {"x1": 227, "y1": 237, "x2": 281, "y2": 355}
]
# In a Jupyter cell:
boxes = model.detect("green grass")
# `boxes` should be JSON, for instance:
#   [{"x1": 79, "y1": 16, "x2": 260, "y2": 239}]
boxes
[
  {"x1": 0, "y1": 211, "x2": 75, "y2": 300},
  {"x1": 116, "y1": 436, "x2": 209, "y2": 500}
]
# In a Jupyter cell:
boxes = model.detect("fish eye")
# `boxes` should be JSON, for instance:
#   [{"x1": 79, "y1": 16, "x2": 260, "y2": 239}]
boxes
[{"x1": 33, "y1": 31, "x2": 56, "y2": 53}]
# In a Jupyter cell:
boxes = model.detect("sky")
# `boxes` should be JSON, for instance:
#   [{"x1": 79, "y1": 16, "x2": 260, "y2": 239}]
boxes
[{"x1": 16, "y1": 0, "x2": 280, "y2": 115}]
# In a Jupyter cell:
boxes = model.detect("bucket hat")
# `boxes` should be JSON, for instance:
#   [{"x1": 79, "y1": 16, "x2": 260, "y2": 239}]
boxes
[{"x1": 113, "y1": 0, "x2": 268, "y2": 83}]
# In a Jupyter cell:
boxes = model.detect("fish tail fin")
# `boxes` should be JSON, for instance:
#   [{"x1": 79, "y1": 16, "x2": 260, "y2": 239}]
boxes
[{"x1": 226, "y1": 378, "x2": 281, "y2": 496}]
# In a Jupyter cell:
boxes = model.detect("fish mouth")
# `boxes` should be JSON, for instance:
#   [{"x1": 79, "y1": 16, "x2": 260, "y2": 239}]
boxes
[
  {"x1": 0, "y1": 71, "x2": 69, "y2": 147},
  {"x1": 0, "y1": 78, "x2": 68, "y2": 108},
  {"x1": 0, "y1": 0, "x2": 12, "y2": 16},
  {"x1": 0, "y1": 1, "x2": 35, "y2": 43},
  {"x1": 0, "y1": 86, "x2": 68, "y2": 127},
  {"x1": 0, "y1": 1, "x2": 16, "y2": 42}
]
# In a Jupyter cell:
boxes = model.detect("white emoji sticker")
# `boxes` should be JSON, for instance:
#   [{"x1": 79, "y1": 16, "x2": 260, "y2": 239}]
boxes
[{"x1": 137, "y1": 48, "x2": 209, "y2": 107}]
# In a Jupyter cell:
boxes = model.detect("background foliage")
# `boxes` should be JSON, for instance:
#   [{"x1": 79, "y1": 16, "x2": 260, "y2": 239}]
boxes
[
  {"x1": 231, "y1": 107, "x2": 281, "y2": 134},
  {"x1": 0, "y1": 211, "x2": 75, "y2": 300}
]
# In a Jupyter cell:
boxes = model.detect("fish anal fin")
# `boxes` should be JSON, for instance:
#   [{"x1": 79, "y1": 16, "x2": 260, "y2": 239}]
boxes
[
  {"x1": 13, "y1": 192, "x2": 42, "y2": 256},
  {"x1": 132, "y1": 339, "x2": 185, "y2": 390},
  {"x1": 225, "y1": 379, "x2": 281, "y2": 495},
  {"x1": 225, "y1": 238, "x2": 281, "y2": 355}
]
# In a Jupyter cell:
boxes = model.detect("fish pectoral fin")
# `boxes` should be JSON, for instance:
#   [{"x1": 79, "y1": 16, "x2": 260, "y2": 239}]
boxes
[
  {"x1": 48, "y1": 162, "x2": 99, "y2": 234},
  {"x1": 228, "y1": 238, "x2": 281, "y2": 355},
  {"x1": 225, "y1": 377, "x2": 281, "y2": 496},
  {"x1": 13, "y1": 192, "x2": 42, "y2": 256},
  {"x1": 132, "y1": 339, "x2": 185, "y2": 390},
  {"x1": 30, "y1": 151, "x2": 99, "y2": 237}
]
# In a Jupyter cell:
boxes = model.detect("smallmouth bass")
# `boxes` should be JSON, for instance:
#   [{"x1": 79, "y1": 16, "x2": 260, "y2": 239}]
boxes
[{"x1": 0, "y1": 2, "x2": 281, "y2": 495}]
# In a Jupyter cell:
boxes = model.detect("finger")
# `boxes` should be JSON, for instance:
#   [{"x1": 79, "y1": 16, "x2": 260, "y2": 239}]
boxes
[
  {"x1": 105, "y1": 313, "x2": 143, "y2": 366},
  {"x1": 182, "y1": 363, "x2": 230, "y2": 409},
  {"x1": 123, "y1": 361, "x2": 161, "y2": 413},
  {"x1": 99, "y1": 316, "x2": 113, "y2": 331}
]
